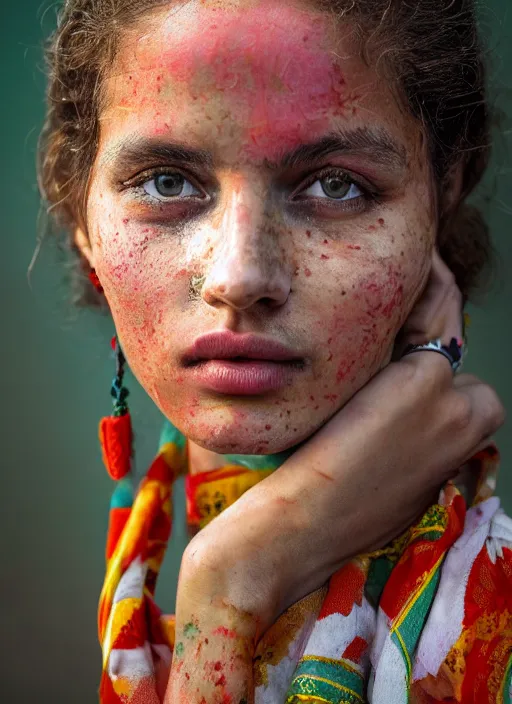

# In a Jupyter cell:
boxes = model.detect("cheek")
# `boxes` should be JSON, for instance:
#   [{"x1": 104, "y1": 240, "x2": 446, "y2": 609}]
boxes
[
  {"x1": 90, "y1": 211, "x2": 188, "y2": 363},
  {"x1": 308, "y1": 248, "x2": 423, "y2": 384}
]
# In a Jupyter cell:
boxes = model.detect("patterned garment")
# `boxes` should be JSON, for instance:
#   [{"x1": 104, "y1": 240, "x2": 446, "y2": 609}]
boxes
[{"x1": 98, "y1": 421, "x2": 512, "y2": 703}]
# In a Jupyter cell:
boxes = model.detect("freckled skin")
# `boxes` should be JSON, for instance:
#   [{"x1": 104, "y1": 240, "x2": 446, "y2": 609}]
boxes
[{"x1": 86, "y1": 0, "x2": 436, "y2": 465}]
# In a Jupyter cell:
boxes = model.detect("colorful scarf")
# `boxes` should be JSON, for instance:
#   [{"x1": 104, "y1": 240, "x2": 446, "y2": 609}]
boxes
[{"x1": 98, "y1": 420, "x2": 512, "y2": 703}]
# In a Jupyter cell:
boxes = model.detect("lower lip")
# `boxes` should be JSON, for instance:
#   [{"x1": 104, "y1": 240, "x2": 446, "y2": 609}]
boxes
[{"x1": 186, "y1": 359, "x2": 302, "y2": 395}]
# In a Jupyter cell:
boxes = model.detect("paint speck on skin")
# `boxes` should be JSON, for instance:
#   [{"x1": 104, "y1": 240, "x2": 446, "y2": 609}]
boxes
[
  {"x1": 184, "y1": 621, "x2": 201, "y2": 638},
  {"x1": 175, "y1": 642, "x2": 184, "y2": 657},
  {"x1": 212, "y1": 626, "x2": 238, "y2": 639}
]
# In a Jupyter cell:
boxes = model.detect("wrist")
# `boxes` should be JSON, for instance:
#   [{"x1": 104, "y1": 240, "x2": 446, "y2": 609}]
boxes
[{"x1": 180, "y1": 517, "x2": 278, "y2": 637}]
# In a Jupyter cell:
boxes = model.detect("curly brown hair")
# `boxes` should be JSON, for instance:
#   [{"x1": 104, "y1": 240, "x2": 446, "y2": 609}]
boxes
[{"x1": 37, "y1": 0, "x2": 494, "y2": 307}]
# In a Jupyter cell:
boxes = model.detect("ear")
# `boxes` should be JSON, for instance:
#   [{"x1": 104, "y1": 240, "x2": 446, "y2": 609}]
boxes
[{"x1": 74, "y1": 227, "x2": 94, "y2": 268}]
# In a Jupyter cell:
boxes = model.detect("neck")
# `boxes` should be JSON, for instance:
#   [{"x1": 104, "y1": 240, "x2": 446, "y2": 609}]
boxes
[{"x1": 187, "y1": 441, "x2": 230, "y2": 476}]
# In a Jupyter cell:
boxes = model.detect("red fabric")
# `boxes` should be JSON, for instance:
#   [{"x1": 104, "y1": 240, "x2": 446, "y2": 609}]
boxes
[
  {"x1": 106, "y1": 508, "x2": 131, "y2": 560},
  {"x1": 342, "y1": 636, "x2": 368, "y2": 664},
  {"x1": 380, "y1": 492, "x2": 466, "y2": 621},
  {"x1": 318, "y1": 562, "x2": 366, "y2": 619}
]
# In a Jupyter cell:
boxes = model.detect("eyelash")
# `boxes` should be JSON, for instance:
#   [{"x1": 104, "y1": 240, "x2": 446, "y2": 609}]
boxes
[{"x1": 122, "y1": 166, "x2": 377, "y2": 213}]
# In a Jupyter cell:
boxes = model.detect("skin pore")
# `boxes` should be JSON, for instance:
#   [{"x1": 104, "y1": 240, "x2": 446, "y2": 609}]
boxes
[{"x1": 81, "y1": 0, "x2": 438, "y2": 479}]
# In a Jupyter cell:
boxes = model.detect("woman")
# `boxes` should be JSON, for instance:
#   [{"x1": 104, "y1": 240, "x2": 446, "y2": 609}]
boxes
[{"x1": 38, "y1": 0, "x2": 511, "y2": 701}]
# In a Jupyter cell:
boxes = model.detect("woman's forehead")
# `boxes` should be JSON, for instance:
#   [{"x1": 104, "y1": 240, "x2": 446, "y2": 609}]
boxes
[{"x1": 99, "y1": 0, "x2": 419, "y2": 167}]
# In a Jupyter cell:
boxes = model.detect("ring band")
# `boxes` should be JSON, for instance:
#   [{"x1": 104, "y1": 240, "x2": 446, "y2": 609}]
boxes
[{"x1": 401, "y1": 337, "x2": 464, "y2": 373}]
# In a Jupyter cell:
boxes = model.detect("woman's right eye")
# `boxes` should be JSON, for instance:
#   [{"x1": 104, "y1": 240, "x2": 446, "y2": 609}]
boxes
[{"x1": 142, "y1": 172, "x2": 202, "y2": 201}]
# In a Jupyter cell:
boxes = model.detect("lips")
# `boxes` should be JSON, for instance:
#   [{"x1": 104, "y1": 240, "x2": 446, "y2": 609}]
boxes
[{"x1": 182, "y1": 330, "x2": 303, "y2": 366}]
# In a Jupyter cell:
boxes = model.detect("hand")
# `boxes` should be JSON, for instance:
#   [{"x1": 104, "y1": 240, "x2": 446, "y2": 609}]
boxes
[{"x1": 165, "y1": 249, "x2": 505, "y2": 703}]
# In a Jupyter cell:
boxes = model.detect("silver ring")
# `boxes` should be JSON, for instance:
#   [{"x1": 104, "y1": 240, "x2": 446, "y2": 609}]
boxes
[{"x1": 401, "y1": 337, "x2": 464, "y2": 374}]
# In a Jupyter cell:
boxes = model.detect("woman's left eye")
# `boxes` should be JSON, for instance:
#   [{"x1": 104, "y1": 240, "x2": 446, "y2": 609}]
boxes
[
  {"x1": 301, "y1": 173, "x2": 363, "y2": 201},
  {"x1": 142, "y1": 172, "x2": 202, "y2": 200}
]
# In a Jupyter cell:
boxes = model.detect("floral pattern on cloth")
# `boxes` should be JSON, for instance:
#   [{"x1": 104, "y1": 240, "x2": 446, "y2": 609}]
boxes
[{"x1": 98, "y1": 421, "x2": 512, "y2": 703}]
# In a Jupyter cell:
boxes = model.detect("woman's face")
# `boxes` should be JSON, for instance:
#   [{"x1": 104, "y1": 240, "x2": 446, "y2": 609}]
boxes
[{"x1": 85, "y1": 0, "x2": 436, "y2": 454}]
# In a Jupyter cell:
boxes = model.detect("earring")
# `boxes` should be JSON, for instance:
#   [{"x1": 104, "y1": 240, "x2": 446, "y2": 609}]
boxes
[
  {"x1": 98, "y1": 336, "x2": 133, "y2": 481},
  {"x1": 89, "y1": 268, "x2": 104, "y2": 294}
]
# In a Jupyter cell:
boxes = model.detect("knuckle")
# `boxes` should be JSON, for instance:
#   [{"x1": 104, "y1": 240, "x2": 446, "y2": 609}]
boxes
[
  {"x1": 400, "y1": 353, "x2": 451, "y2": 394},
  {"x1": 397, "y1": 356, "x2": 421, "y2": 385},
  {"x1": 481, "y1": 386, "x2": 506, "y2": 432},
  {"x1": 448, "y1": 392, "x2": 473, "y2": 432}
]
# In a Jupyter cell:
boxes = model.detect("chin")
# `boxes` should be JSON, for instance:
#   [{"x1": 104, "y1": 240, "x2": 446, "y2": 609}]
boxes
[{"x1": 179, "y1": 417, "x2": 312, "y2": 456}]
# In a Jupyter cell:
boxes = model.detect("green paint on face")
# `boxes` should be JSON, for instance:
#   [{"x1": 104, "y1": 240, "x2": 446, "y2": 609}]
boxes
[
  {"x1": 183, "y1": 622, "x2": 200, "y2": 638},
  {"x1": 175, "y1": 642, "x2": 184, "y2": 657}
]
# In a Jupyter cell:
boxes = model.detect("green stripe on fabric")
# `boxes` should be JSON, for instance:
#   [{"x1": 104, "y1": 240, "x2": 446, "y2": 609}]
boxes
[
  {"x1": 391, "y1": 564, "x2": 442, "y2": 686},
  {"x1": 286, "y1": 657, "x2": 365, "y2": 703},
  {"x1": 286, "y1": 674, "x2": 364, "y2": 703},
  {"x1": 159, "y1": 420, "x2": 187, "y2": 451},
  {"x1": 292, "y1": 657, "x2": 363, "y2": 694},
  {"x1": 110, "y1": 478, "x2": 133, "y2": 509},
  {"x1": 222, "y1": 449, "x2": 293, "y2": 470},
  {"x1": 159, "y1": 420, "x2": 296, "y2": 470},
  {"x1": 366, "y1": 556, "x2": 394, "y2": 608},
  {"x1": 411, "y1": 529, "x2": 445, "y2": 542},
  {"x1": 502, "y1": 650, "x2": 512, "y2": 704}
]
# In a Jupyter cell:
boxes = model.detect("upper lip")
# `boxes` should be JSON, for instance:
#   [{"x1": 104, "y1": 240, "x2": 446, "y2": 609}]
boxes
[{"x1": 182, "y1": 331, "x2": 303, "y2": 365}]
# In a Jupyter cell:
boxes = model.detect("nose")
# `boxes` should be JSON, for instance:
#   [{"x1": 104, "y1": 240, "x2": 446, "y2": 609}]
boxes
[{"x1": 200, "y1": 183, "x2": 291, "y2": 311}]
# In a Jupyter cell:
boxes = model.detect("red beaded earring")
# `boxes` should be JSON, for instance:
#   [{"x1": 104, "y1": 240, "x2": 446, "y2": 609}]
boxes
[
  {"x1": 99, "y1": 336, "x2": 133, "y2": 481},
  {"x1": 89, "y1": 269, "x2": 134, "y2": 480}
]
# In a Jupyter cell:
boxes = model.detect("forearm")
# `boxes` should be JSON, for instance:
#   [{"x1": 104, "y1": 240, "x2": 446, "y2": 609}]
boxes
[{"x1": 165, "y1": 554, "x2": 259, "y2": 703}]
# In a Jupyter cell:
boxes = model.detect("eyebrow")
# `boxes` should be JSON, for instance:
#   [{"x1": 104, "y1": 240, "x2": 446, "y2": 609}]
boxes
[
  {"x1": 103, "y1": 139, "x2": 214, "y2": 177},
  {"x1": 278, "y1": 127, "x2": 407, "y2": 172},
  {"x1": 104, "y1": 126, "x2": 407, "y2": 179}
]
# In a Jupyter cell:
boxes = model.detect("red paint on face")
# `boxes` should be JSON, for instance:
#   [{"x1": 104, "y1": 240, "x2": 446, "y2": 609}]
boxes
[
  {"x1": 88, "y1": 0, "x2": 436, "y2": 457},
  {"x1": 157, "y1": 2, "x2": 349, "y2": 163}
]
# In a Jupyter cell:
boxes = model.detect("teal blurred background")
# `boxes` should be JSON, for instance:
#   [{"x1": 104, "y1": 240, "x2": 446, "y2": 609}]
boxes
[{"x1": 1, "y1": 2, "x2": 511, "y2": 701}]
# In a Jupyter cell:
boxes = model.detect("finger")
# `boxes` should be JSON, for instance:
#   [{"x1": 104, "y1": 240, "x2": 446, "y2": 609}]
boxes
[
  {"x1": 452, "y1": 373, "x2": 481, "y2": 389},
  {"x1": 397, "y1": 344, "x2": 455, "y2": 387},
  {"x1": 399, "y1": 249, "x2": 463, "y2": 347},
  {"x1": 455, "y1": 382, "x2": 506, "y2": 449}
]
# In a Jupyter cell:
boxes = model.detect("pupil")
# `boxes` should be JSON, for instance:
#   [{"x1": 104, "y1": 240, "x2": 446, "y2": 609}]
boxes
[
  {"x1": 321, "y1": 176, "x2": 350, "y2": 199},
  {"x1": 155, "y1": 173, "x2": 184, "y2": 196}
]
